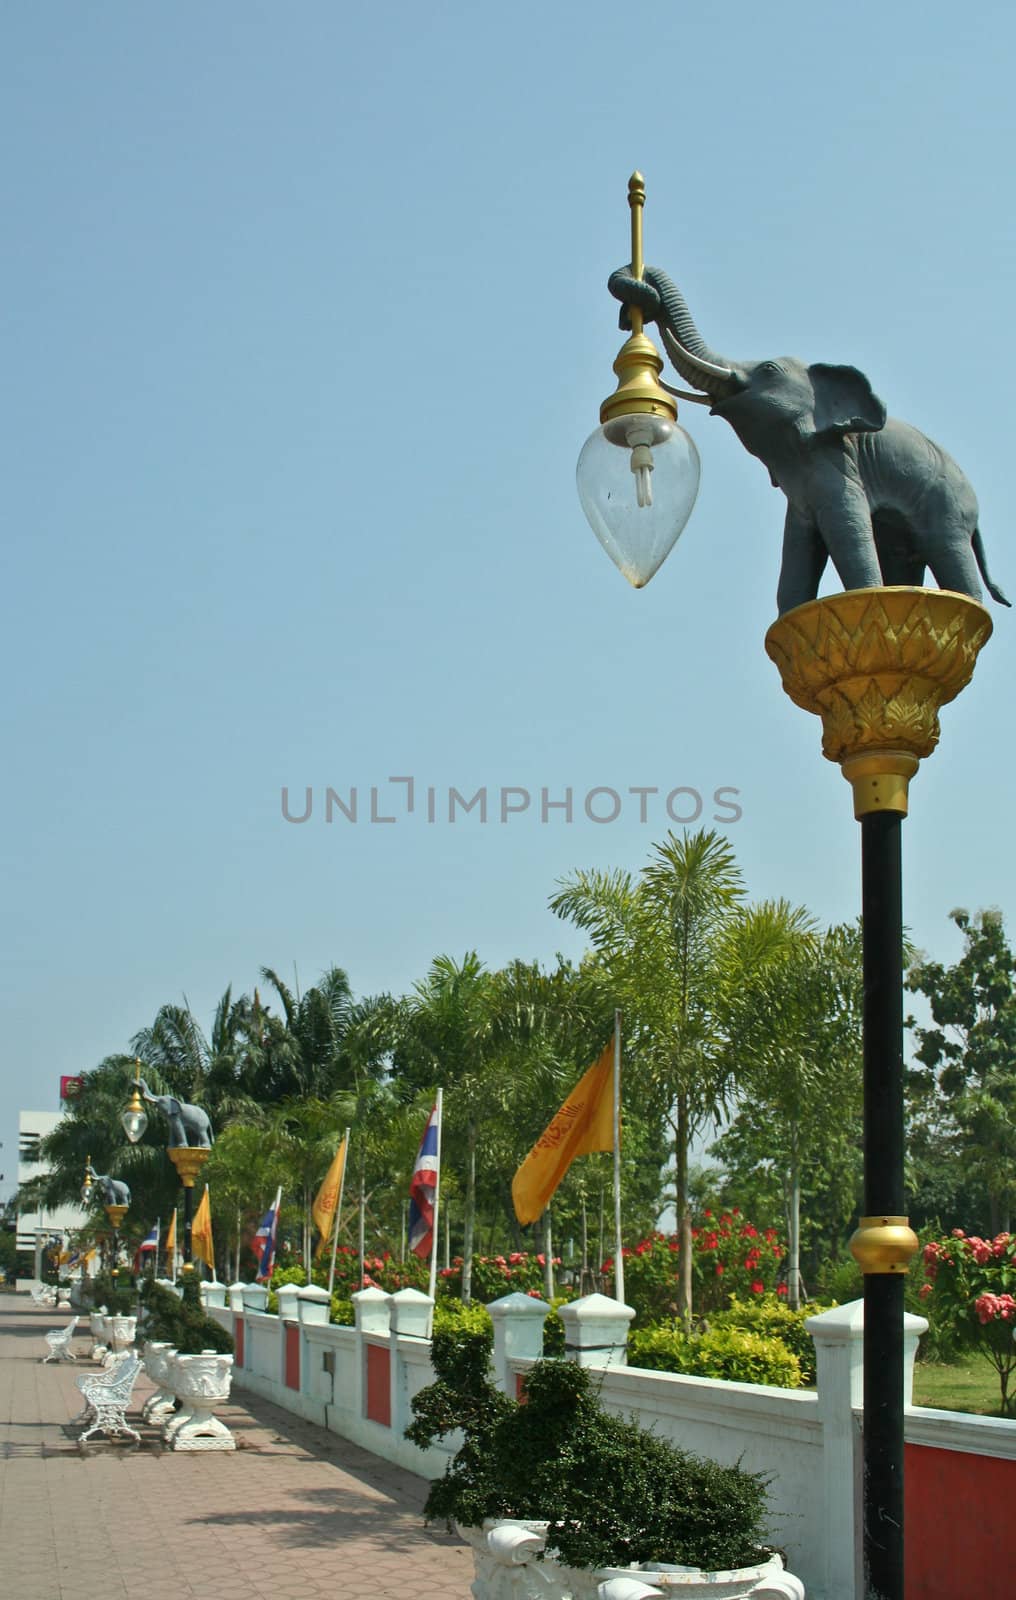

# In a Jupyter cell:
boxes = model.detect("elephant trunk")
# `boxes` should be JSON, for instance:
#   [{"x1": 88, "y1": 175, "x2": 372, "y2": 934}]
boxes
[{"x1": 644, "y1": 268, "x2": 743, "y2": 401}]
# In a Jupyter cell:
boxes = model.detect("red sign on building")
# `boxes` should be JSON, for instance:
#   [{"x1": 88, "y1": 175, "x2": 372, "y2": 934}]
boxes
[{"x1": 60, "y1": 1076, "x2": 84, "y2": 1101}]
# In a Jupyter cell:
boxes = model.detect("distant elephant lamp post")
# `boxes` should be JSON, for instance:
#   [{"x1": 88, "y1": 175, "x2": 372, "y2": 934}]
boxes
[
  {"x1": 126, "y1": 1073, "x2": 213, "y2": 1269},
  {"x1": 584, "y1": 175, "x2": 1002, "y2": 1600},
  {"x1": 86, "y1": 1162, "x2": 132, "y2": 1274}
]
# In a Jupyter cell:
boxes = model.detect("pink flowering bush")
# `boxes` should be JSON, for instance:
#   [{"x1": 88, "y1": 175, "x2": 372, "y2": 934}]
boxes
[
  {"x1": 437, "y1": 1251, "x2": 571, "y2": 1303},
  {"x1": 605, "y1": 1215, "x2": 787, "y2": 1322},
  {"x1": 921, "y1": 1229, "x2": 1016, "y2": 1416}
]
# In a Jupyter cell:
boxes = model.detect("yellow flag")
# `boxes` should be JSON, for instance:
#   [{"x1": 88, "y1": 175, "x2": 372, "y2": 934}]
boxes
[
  {"x1": 164, "y1": 1212, "x2": 177, "y2": 1260},
  {"x1": 512, "y1": 1042, "x2": 615, "y2": 1226},
  {"x1": 312, "y1": 1138, "x2": 347, "y2": 1257},
  {"x1": 191, "y1": 1186, "x2": 215, "y2": 1272}
]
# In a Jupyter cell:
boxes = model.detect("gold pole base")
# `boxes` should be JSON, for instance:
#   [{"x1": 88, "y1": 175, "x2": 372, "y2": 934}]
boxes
[
  {"x1": 765, "y1": 588, "x2": 992, "y2": 816},
  {"x1": 104, "y1": 1204, "x2": 128, "y2": 1229},
  {"x1": 850, "y1": 1215, "x2": 919, "y2": 1275},
  {"x1": 168, "y1": 1146, "x2": 211, "y2": 1188}
]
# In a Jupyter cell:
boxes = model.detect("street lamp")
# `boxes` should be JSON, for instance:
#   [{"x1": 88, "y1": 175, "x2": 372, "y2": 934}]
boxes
[
  {"x1": 137, "y1": 1082, "x2": 213, "y2": 1272},
  {"x1": 576, "y1": 173, "x2": 700, "y2": 588},
  {"x1": 580, "y1": 179, "x2": 995, "y2": 1600},
  {"x1": 121, "y1": 1058, "x2": 149, "y2": 1144}
]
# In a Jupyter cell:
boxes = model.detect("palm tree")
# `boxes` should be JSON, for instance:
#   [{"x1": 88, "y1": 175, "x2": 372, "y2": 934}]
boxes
[
  {"x1": 552, "y1": 829, "x2": 793, "y2": 1321},
  {"x1": 716, "y1": 921, "x2": 863, "y2": 1306}
]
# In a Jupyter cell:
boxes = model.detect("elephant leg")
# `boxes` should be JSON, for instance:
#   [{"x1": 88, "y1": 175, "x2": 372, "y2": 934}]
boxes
[
  {"x1": 927, "y1": 524, "x2": 984, "y2": 602},
  {"x1": 777, "y1": 510, "x2": 827, "y2": 614},
  {"x1": 816, "y1": 491, "x2": 883, "y2": 593}
]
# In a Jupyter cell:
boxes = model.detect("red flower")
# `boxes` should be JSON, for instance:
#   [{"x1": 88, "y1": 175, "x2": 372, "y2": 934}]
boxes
[
  {"x1": 776, "y1": 1284, "x2": 788, "y2": 1297},
  {"x1": 751, "y1": 1281, "x2": 765, "y2": 1295},
  {"x1": 715, "y1": 1264, "x2": 724, "y2": 1275}
]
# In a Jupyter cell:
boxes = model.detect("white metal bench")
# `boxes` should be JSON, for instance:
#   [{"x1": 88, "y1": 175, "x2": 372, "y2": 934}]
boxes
[
  {"x1": 42, "y1": 1315, "x2": 79, "y2": 1362},
  {"x1": 77, "y1": 1353, "x2": 143, "y2": 1446},
  {"x1": 30, "y1": 1285, "x2": 57, "y2": 1306}
]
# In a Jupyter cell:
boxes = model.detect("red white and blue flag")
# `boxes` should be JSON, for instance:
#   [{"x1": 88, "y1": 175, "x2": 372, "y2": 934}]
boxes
[
  {"x1": 139, "y1": 1221, "x2": 160, "y2": 1254},
  {"x1": 408, "y1": 1102, "x2": 441, "y2": 1259},
  {"x1": 254, "y1": 1186, "x2": 282, "y2": 1281}
]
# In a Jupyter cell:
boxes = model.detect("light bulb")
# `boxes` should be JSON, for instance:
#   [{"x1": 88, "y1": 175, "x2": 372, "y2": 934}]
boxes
[{"x1": 576, "y1": 412, "x2": 700, "y2": 588}]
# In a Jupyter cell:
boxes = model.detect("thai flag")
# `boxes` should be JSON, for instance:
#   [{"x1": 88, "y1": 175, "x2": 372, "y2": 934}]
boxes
[
  {"x1": 138, "y1": 1222, "x2": 159, "y2": 1254},
  {"x1": 408, "y1": 1103, "x2": 441, "y2": 1259},
  {"x1": 255, "y1": 1186, "x2": 282, "y2": 1281}
]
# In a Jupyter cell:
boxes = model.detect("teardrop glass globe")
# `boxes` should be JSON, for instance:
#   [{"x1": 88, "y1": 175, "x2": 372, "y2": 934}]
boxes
[{"x1": 576, "y1": 414, "x2": 700, "y2": 587}]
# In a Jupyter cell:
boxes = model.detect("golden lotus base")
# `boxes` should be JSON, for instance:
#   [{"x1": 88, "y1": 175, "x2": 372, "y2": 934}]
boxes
[
  {"x1": 168, "y1": 1146, "x2": 211, "y2": 1188},
  {"x1": 104, "y1": 1204, "x2": 128, "y2": 1229},
  {"x1": 850, "y1": 1215, "x2": 920, "y2": 1275},
  {"x1": 765, "y1": 588, "x2": 992, "y2": 816}
]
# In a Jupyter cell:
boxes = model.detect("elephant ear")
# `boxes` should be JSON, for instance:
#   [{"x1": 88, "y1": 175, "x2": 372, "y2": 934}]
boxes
[
  {"x1": 164, "y1": 1096, "x2": 183, "y2": 1117},
  {"x1": 809, "y1": 363, "x2": 886, "y2": 438}
]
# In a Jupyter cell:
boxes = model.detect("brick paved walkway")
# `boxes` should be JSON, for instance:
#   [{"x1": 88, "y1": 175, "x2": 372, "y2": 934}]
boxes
[{"x1": 0, "y1": 1296, "x2": 472, "y2": 1599}]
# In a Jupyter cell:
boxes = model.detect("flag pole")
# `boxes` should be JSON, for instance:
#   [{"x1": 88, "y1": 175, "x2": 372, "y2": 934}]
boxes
[
  {"x1": 154, "y1": 1215, "x2": 160, "y2": 1279},
  {"x1": 428, "y1": 1088, "x2": 443, "y2": 1312},
  {"x1": 327, "y1": 1129, "x2": 351, "y2": 1299},
  {"x1": 268, "y1": 1184, "x2": 282, "y2": 1290},
  {"x1": 613, "y1": 1009, "x2": 625, "y2": 1305},
  {"x1": 172, "y1": 1208, "x2": 178, "y2": 1284}
]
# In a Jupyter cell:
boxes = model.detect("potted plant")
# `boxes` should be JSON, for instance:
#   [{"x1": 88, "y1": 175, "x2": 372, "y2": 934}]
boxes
[
  {"x1": 406, "y1": 1326, "x2": 804, "y2": 1599},
  {"x1": 140, "y1": 1273, "x2": 235, "y2": 1451}
]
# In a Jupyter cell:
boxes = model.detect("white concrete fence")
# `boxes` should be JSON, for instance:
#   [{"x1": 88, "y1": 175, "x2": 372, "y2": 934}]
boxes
[{"x1": 202, "y1": 1287, "x2": 1016, "y2": 1600}]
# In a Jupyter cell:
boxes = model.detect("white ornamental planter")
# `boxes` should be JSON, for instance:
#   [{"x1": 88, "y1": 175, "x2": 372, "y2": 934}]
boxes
[
  {"x1": 458, "y1": 1522, "x2": 804, "y2": 1600},
  {"x1": 108, "y1": 1315, "x2": 137, "y2": 1351},
  {"x1": 89, "y1": 1309, "x2": 109, "y2": 1361},
  {"x1": 141, "y1": 1342, "x2": 178, "y2": 1422},
  {"x1": 163, "y1": 1351, "x2": 235, "y2": 1452}
]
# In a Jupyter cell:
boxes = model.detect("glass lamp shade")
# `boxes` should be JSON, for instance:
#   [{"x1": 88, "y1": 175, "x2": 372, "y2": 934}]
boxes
[
  {"x1": 80, "y1": 1179, "x2": 92, "y2": 1205},
  {"x1": 121, "y1": 1099, "x2": 148, "y2": 1144},
  {"x1": 576, "y1": 413, "x2": 700, "y2": 588}
]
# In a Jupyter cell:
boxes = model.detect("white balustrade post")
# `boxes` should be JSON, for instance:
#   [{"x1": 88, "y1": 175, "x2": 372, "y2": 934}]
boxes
[
  {"x1": 352, "y1": 1287, "x2": 391, "y2": 1420},
  {"x1": 557, "y1": 1292, "x2": 635, "y2": 1368},
  {"x1": 807, "y1": 1297, "x2": 928, "y2": 1600},
  {"x1": 297, "y1": 1285, "x2": 333, "y2": 1399},
  {"x1": 487, "y1": 1292, "x2": 551, "y2": 1394},
  {"x1": 389, "y1": 1288, "x2": 435, "y2": 1436}
]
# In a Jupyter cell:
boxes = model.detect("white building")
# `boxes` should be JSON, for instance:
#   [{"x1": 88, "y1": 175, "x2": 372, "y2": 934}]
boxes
[{"x1": 17, "y1": 1109, "x2": 86, "y2": 1287}]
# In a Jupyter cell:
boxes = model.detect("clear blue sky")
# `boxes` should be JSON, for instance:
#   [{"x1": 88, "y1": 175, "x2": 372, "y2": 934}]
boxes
[{"x1": 4, "y1": 3, "x2": 1016, "y2": 1193}]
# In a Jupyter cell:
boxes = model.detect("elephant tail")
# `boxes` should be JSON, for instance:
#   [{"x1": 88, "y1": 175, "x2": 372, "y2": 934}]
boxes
[{"x1": 973, "y1": 528, "x2": 1012, "y2": 607}]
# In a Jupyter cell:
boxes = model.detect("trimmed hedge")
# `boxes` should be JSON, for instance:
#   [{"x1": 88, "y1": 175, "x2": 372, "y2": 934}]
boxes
[{"x1": 628, "y1": 1322, "x2": 803, "y2": 1388}]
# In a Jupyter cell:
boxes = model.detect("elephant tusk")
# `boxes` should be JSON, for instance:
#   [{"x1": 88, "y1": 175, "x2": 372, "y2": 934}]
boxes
[{"x1": 658, "y1": 379, "x2": 713, "y2": 406}]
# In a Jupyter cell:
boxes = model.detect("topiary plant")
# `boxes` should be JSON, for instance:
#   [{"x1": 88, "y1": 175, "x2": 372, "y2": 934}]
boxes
[
  {"x1": 139, "y1": 1272, "x2": 233, "y2": 1354},
  {"x1": 406, "y1": 1324, "x2": 772, "y2": 1571}
]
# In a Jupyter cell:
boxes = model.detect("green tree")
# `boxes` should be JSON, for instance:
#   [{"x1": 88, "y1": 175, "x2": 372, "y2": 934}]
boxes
[
  {"x1": 712, "y1": 922, "x2": 863, "y2": 1306},
  {"x1": 907, "y1": 908, "x2": 1016, "y2": 1233},
  {"x1": 551, "y1": 830, "x2": 792, "y2": 1322}
]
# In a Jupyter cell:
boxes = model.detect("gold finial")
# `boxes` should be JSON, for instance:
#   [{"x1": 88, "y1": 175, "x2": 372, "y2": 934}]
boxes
[{"x1": 600, "y1": 170, "x2": 676, "y2": 429}]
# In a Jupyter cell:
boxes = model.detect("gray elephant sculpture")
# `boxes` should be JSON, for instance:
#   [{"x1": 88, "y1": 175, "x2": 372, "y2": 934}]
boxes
[
  {"x1": 137, "y1": 1078, "x2": 214, "y2": 1147},
  {"x1": 608, "y1": 265, "x2": 1010, "y2": 617},
  {"x1": 92, "y1": 1173, "x2": 131, "y2": 1207}
]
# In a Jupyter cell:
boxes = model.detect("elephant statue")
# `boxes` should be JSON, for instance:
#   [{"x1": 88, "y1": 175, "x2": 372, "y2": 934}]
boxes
[
  {"x1": 137, "y1": 1079, "x2": 214, "y2": 1147},
  {"x1": 608, "y1": 265, "x2": 1010, "y2": 617},
  {"x1": 92, "y1": 1173, "x2": 131, "y2": 1207}
]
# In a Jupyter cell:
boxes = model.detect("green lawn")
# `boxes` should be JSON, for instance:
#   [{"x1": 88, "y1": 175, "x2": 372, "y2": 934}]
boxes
[{"x1": 912, "y1": 1355, "x2": 1008, "y2": 1417}]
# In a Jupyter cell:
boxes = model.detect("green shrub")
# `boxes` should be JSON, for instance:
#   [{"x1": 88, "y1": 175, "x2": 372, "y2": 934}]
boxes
[
  {"x1": 711, "y1": 1297, "x2": 827, "y2": 1385},
  {"x1": 92, "y1": 1272, "x2": 136, "y2": 1316},
  {"x1": 628, "y1": 1322, "x2": 803, "y2": 1389},
  {"x1": 139, "y1": 1272, "x2": 234, "y2": 1355},
  {"x1": 406, "y1": 1326, "x2": 770, "y2": 1571},
  {"x1": 433, "y1": 1298, "x2": 493, "y2": 1337},
  {"x1": 813, "y1": 1255, "x2": 863, "y2": 1305},
  {"x1": 330, "y1": 1295, "x2": 354, "y2": 1325}
]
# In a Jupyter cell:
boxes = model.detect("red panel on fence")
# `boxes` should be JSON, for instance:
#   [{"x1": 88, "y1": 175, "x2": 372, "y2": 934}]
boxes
[
  {"x1": 905, "y1": 1443, "x2": 1016, "y2": 1598},
  {"x1": 365, "y1": 1342, "x2": 391, "y2": 1427},
  {"x1": 234, "y1": 1317, "x2": 244, "y2": 1367},
  {"x1": 285, "y1": 1322, "x2": 300, "y2": 1390}
]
